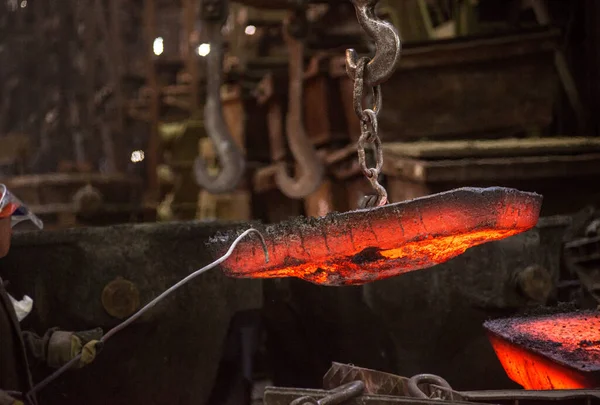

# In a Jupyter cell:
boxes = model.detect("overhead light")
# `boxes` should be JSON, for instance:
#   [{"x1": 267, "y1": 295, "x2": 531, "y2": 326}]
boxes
[
  {"x1": 20, "y1": 0, "x2": 27, "y2": 8},
  {"x1": 131, "y1": 150, "x2": 145, "y2": 163},
  {"x1": 244, "y1": 25, "x2": 256, "y2": 36},
  {"x1": 197, "y1": 43, "x2": 210, "y2": 57},
  {"x1": 153, "y1": 37, "x2": 164, "y2": 56}
]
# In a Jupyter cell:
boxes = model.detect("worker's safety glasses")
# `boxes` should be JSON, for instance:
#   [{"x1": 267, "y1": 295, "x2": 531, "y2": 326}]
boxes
[{"x1": 0, "y1": 184, "x2": 44, "y2": 230}]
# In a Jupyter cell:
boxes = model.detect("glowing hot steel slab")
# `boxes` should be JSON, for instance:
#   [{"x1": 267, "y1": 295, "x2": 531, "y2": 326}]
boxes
[
  {"x1": 212, "y1": 187, "x2": 542, "y2": 286},
  {"x1": 484, "y1": 311, "x2": 600, "y2": 390}
]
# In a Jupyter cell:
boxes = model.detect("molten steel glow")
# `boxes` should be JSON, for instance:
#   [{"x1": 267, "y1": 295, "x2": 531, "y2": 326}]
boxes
[
  {"x1": 484, "y1": 311, "x2": 600, "y2": 390},
  {"x1": 213, "y1": 187, "x2": 542, "y2": 286}
]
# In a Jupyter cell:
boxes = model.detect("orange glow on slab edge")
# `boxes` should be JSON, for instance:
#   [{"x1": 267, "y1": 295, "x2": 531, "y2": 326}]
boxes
[
  {"x1": 486, "y1": 312, "x2": 600, "y2": 390},
  {"x1": 487, "y1": 333, "x2": 593, "y2": 390},
  {"x1": 233, "y1": 228, "x2": 520, "y2": 285}
]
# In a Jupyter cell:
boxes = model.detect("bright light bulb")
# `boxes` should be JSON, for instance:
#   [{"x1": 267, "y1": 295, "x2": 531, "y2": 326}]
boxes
[
  {"x1": 153, "y1": 37, "x2": 164, "y2": 56},
  {"x1": 20, "y1": 0, "x2": 27, "y2": 8},
  {"x1": 244, "y1": 25, "x2": 256, "y2": 35},
  {"x1": 197, "y1": 43, "x2": 210, "y2": 57},
  {"x1": 131, "y1": 150, "x2": 145, "y2": 163}
]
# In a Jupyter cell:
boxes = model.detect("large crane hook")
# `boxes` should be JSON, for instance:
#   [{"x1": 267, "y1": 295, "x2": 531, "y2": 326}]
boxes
[
  {"x1": 345, "y1": 0, "x2": 401, "y2": 87},
  {"x1": 193, "y1": 0, "x2": 245, "y2": 194},
  {"x1": 274, "y1": 14, "x2": 324, "y2": 199}
]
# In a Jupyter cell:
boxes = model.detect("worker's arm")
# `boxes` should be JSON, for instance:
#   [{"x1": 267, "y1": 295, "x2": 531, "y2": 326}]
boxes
[
  {"x1": 22, "y1": 328, "x2": 103, "y2": 369},
  {"x1": 21, "y1": 328, "x2": 55, "y2": 368}
]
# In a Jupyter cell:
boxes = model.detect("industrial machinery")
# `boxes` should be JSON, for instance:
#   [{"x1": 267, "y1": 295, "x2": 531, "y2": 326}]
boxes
[{"x1": 0, "y1": 0, "x2": 598, "y2": 405}]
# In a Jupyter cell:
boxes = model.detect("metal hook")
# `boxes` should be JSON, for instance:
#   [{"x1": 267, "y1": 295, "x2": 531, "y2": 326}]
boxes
[
  {"x1": 193, "y1": 0, "x2": 245, "y2": 194},
  {"x1": 346, "y1": 0, "x2": 401, "y2": 87},
  {"x1": 274, "y1": 16, "x2": 324, "y2": 199}
]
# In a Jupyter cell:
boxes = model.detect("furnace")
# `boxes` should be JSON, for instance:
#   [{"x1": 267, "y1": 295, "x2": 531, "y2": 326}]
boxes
[{"x1": 484, "y1": 310, "x2": 600, "y2": 390}]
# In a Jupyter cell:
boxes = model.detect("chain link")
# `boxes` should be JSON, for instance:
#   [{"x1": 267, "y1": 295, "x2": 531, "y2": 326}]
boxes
[{"x1": 351, "y1": 57, "x2": 388, "y2": 208}]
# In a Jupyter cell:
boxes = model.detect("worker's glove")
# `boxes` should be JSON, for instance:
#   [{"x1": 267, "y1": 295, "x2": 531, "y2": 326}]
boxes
[
  {"x1": 47, "y1": 328, "x2": 103, "y2": 369},
  {"x1": 0, "y1": 389, "x2": 24, "y2": 405},
  {"x1": 72, "y1": 328, "x2": 104, "y2": 368}
]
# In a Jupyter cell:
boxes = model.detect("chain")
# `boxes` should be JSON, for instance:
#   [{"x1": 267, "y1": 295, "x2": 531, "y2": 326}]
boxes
[
  {"x1": 352, "y1": 57, "x2": 388, "y2": 208},
  {"x1": 407, "y1": 374, "x2": 454, "y2": 400}
]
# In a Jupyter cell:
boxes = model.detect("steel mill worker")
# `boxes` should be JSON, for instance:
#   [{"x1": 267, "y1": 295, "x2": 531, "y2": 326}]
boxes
[{"x1": 0, "y1": 184, "x2": 103, "y2": 405}]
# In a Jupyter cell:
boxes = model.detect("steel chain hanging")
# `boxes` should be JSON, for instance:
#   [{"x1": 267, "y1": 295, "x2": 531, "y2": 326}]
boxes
[
  {"x1": 352, "y1": 56, "x2": 387, "y2": 208},
  {"x1": 346, "y1": 0, "x2": 401, "y2": 209}
]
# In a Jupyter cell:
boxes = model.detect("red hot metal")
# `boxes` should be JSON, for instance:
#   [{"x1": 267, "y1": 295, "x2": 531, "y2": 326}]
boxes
[
  {"x1": 485, "y1": 310, "x2": 600, "y2": 390},
  {"x1": 213, "y1": 187, "x2": 542, "y2": 286}
]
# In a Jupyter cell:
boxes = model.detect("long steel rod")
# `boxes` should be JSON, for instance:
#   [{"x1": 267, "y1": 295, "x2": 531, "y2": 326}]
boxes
[{"x1": 25, "y1": 228, "x2": 268, "y2": 402}]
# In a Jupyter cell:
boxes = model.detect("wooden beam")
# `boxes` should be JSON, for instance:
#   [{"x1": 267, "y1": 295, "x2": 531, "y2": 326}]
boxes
[
  {"x1": 384, "y1": 137, "x2": 600, "y2": 160},
  {"x1": 383, "y1": 153, "x2": 600, "y2": 183}
]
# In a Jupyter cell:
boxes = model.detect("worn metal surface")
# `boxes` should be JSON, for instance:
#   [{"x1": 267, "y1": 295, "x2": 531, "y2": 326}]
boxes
[
  {"x1": 213, "y1": 187, "x2": 542, "y2": 286},
  {"x1": 0, "y1": 221, "x2": 262, "y2": 405}
]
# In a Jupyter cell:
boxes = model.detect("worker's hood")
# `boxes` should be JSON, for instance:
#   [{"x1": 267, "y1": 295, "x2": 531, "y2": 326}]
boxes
[{"x1": 0, "y1": 184, "x2": 44, "y2": 230}]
